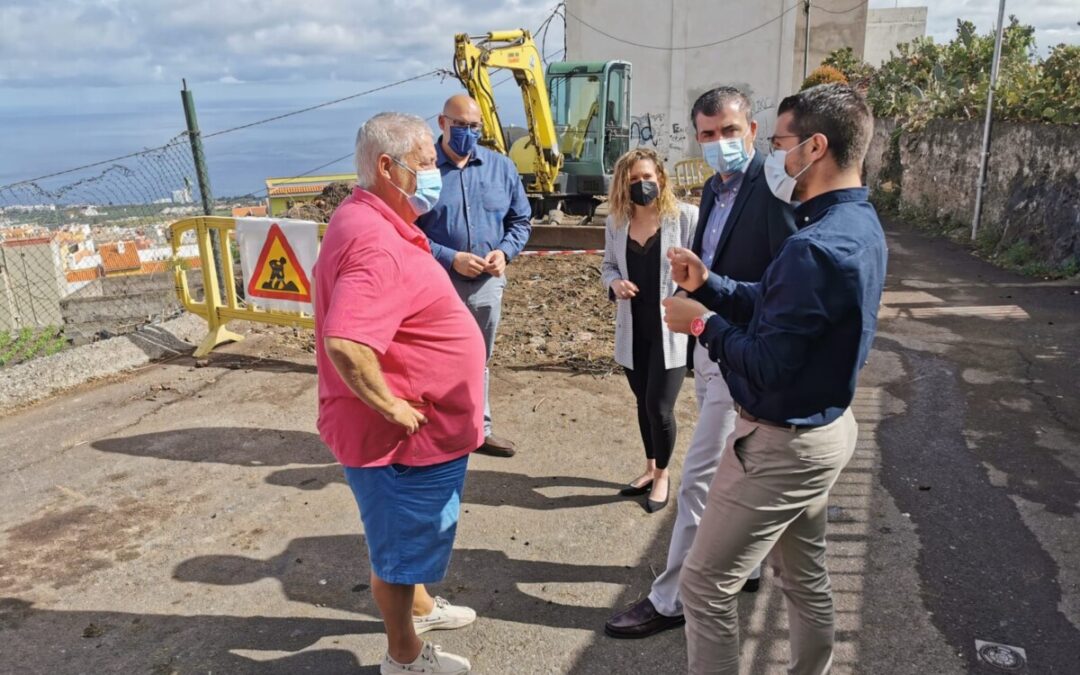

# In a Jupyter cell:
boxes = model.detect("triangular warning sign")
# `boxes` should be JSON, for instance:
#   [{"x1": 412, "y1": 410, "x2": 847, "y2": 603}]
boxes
[{"x1": 247, "y1": 223, "x2": 312, "y2": 302}]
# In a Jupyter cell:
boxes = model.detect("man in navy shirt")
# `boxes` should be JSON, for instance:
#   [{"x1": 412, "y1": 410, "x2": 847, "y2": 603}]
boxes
[
  {"x1": 416, "y1": 94, "x2": 532, "y2": 457},
  {"x1": 663, "y1": 84, "x2": 887, "y2": 674}
]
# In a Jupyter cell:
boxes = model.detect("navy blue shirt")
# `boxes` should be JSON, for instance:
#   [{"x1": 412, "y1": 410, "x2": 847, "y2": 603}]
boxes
[
  {"x1": 693, "y1": 187, "x2": 887, "y2": 427},
  {"x1": 415, "y1": 140, "x2": 532, "y2": 277}
]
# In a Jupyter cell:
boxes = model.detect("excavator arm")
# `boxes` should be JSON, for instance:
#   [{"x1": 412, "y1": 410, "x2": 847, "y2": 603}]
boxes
[{"x1": 453, "y1": 30, "x2": 562, "y2": 194}]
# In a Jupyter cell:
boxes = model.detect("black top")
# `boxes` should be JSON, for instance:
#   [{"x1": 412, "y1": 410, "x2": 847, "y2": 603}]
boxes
[{"x1": 626, "y1": 229, "x2": 662, "y2": 341}]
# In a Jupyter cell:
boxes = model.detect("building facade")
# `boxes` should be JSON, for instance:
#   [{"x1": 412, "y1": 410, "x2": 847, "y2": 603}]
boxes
[{"x1": 564, "y1": 0, "x2": 868, "y2": 164}]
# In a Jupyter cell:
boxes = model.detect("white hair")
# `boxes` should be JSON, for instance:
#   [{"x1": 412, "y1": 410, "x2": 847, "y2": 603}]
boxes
[{"x1": 354, "y1": 112, "x2": 433, "y2": 189}]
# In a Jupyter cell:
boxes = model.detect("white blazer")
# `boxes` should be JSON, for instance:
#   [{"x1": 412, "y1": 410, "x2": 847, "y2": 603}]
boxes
[{"x1": 601, "y1": 201, "x2": 699, "y2": 370}]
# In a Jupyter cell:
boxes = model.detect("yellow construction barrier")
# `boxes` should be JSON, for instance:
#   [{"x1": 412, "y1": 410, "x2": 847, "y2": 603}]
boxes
[
  {"x1": 671, "y1": 158, "x2": 714, "y2": 196},
  {"x1": 170, "y1": 216, "x2": 325, "y2": 357}
]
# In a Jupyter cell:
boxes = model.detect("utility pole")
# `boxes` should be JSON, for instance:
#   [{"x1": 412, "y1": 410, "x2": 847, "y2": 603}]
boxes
[
  {"x1": 972, "y1": 0, "x2": 1007, "y2": 241},
  {"x1": 803, "y1": 0, "x2": 812, "y2": 81},
  {"x1": 180, "y1": 79, "x2": 225, "y2": 297}
]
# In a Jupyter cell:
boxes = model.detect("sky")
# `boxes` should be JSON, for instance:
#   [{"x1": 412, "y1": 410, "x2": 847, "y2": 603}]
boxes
[{"x1": 0, "y1": 0, "x2": 1076, "y2": 200}]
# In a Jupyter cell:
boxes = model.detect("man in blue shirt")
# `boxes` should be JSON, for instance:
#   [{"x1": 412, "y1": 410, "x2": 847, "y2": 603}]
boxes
[
  {"x1": 416, "y1": 94, "x2": 532, "y2": 457},
  {"x1": 663, "y1": 84, "x2": 887, "y2": 674}
]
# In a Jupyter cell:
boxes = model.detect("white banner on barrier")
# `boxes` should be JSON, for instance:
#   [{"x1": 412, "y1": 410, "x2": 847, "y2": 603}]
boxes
[{"x1": 236, "y1": 217, "x2": 320, "y2": 314}]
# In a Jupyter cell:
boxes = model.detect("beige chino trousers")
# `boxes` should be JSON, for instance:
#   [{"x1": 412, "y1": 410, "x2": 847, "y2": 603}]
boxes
[{"x1": 679, "y1": 408, "x2": 858, "y2": 675}]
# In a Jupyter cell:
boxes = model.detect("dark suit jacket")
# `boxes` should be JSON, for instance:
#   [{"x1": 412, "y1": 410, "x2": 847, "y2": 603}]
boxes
[{"x1": 687, "y1": 151, "x2": 796, "y2": 365}]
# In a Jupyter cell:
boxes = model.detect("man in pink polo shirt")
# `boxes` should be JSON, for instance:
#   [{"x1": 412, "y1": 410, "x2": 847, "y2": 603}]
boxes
[{"x1": 315, "y1": 112, "x2": 485, "y2": 675}]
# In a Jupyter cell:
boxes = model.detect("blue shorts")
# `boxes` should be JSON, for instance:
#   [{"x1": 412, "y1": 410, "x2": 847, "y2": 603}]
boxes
[{"x1": 344, "y1": 454, "x2": 469, "y2": 585}]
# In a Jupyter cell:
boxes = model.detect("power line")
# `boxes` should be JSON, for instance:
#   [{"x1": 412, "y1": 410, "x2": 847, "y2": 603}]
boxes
[
  {"x1": 814, "y1": 0, "x2": 870, "y2": 16},
  {"x1": 2, "y1": 71, "x2": 442, "y2": 191},
  {"x1": 238, "y1": 4, "x2": 568, "y2": 199},
  {"x1": 294, "y1": 152, "x2": 355, "y2": 179},
  {"x1": 563, "y1": 2, "x2": 801, "y2": 51},
  {"x1": 203, "y1": 70, "x2": 442, "y2": 139}
]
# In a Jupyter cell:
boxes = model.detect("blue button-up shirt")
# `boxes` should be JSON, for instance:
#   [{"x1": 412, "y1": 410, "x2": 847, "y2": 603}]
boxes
[
  {"x1": 700, "y1": 156, "x2": 750, "y2": 268},
  {"x1": 415, "y1": 141, "x2": 532, "y2": 277},
  {"x1": 693, "y1": 187, "x2": 887, "y2": 427}
]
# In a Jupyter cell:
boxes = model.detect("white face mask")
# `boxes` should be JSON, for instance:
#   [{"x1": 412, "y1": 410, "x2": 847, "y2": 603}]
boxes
[{"x1": 764, "y1": 137, "x2": 814, "y2": 204}]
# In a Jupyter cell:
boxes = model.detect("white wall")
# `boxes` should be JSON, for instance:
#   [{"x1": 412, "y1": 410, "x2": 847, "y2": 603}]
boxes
[
  {"x1": 565, "y1": 0, "x2": 866, "y2": 165},
  {"x1": 791, "y1": 0, "x2": 870, "y2": 89},
  {"x1": 565, "y1": 0, "x2": 796, "y2": 164},
  {"x1": 864, "y1": 7, "x2": 928, "y2": 66}
]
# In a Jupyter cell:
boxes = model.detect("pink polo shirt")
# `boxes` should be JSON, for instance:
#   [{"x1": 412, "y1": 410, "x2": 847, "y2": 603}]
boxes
[{"x1": 314, "y1": 188, "x2": 485, "y2": 468}]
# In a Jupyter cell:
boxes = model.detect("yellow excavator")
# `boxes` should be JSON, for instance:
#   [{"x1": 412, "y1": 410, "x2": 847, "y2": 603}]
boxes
[{"x1": 453, "y1": 29, "x2": 631, "y2": 216}]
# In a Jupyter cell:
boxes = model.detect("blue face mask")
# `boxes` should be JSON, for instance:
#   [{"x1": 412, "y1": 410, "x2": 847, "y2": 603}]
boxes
[
  {"x1": 391, "y1": 157, "x2": 442, "y2": 217},
  {"x1": 448, "y1": 125, "x2": 480, "y2": 157},
  {"x1": 702, "y1": 135, "x2": 751, "y2": 174}
]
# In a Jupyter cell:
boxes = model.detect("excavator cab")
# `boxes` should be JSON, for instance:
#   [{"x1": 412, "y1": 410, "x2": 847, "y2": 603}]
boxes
[{"x1": 544, "y1": 61, "x2": 631, "y2": 213}]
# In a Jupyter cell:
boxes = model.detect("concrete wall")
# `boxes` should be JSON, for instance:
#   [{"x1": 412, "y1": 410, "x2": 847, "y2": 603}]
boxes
[
  {"x1": 0, "y1": 240, "x2": 64, "y2": 332},
  {"x1": 864, "y1": 118, "x2": 1080, "y2": 267},
  {"x1": 864, "y1": 7, "x2": 928, "y2": 66},
  {"x1": 566, "y1": 0, "x2": 796, "y2": 164},
  {"x1": 565, "y1": 0, "x2": 866, "y2": 164},
  {"x1": 791, "y1": 0, "x2": 870, "y2": 89},
  {"x1": 61, "y1": 271, "x2": 203, "y2": 344}
]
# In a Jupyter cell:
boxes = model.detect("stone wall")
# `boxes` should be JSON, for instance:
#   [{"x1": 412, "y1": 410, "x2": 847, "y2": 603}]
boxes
[
  {"x1": 864, "y1": 118, "x2": 1080, "y2": 268},
  {"x1": 60, "y1": 271, "x2": 204, "y2": 344}
]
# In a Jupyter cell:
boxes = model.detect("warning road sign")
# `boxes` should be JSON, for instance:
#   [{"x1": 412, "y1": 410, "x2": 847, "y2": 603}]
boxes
[
  {"x1": 247, "y1": 223, "x2": 311, "y2": 302},
  {"x1": 236, "y1": 217, "x2": 319, "y2": 314}
]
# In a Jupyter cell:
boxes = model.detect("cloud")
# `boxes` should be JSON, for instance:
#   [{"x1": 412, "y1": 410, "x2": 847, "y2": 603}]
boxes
[
  {"x1": 0, "y1": 0, "x2": 563, "y2": 87},
  {"x1": 870, "y1": 0, "x2": 1080, "y2": 52},
  {"x1": 2, "y1": 0, "x2": 1074, "y2": 88}
]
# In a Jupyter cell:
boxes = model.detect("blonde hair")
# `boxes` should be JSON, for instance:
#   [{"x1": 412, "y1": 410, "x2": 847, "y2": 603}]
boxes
[{"x1": 607, "y1": 148, "x2": 680, "y2": 225}]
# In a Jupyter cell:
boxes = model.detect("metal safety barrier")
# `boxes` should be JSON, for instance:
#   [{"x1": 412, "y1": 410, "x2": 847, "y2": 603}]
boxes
[
  {"x1": 170, "y1": 216, "x2": 325, "y2": 357},
  {"x1": 671, "y1": 158, "x2": 714, "y2": 196}
]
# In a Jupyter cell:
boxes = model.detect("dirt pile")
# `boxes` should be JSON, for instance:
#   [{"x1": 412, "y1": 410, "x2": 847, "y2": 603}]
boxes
[
  {"x1": 265, "y1": 253, "x2": 618, "y2": 374},
  {"x1": 493, "y1": 254, "x2": 616, "y2": 374},
  {"x1": 283, "y1": 181, "x2": 353, "y2": 221}
]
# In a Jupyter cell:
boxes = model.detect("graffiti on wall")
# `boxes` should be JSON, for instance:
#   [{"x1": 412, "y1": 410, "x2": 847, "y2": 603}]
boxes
[
  {"x1": 631, "y1": 112, "x2": 660, "y2": 147},
  {"x1": 630, "y1": 112, "x2": 687, "y2": 161},
  {"x1": 627, "y1": 93, "x2": 776, "y2": 163},
  {"x1": 751, "y1": 96, "x2": 776, "y2": 151}
]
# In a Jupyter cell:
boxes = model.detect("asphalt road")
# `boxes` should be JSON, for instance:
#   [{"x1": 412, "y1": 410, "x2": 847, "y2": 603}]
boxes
[{"x1": 0, "y1": 219, "x2": 1077, "y2": 674}]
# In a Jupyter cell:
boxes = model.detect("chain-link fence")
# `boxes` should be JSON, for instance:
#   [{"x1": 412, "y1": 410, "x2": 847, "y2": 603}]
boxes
[
  {"x1": 0, "y1": 6, "x2": 577, "y2": 370},
  {"x1": 0, "y1": 133, "x2": 204, "y2": 365}
]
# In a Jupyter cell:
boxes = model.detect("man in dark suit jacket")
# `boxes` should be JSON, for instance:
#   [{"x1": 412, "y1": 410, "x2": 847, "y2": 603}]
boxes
[{"x1": 606, "y1": 87, "x2": 795, "y2": 639}]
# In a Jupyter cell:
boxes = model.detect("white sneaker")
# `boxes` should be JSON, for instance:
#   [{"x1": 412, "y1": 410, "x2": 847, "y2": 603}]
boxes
[
  {"x1": 380, "y1": 642, "x2": 471, "y2": 674},
  {"x1": 412, "y1": 596, "x2": 477, "y2": 635}
]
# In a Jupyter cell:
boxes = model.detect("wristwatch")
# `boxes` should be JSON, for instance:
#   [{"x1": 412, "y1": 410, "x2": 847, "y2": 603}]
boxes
[{"x1": 690, "y1": 311, "x2": 717, "y2": 337}]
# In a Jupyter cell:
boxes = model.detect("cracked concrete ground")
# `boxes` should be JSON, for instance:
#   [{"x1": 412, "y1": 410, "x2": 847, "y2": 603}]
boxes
[{"x1": 0, "y1": 220, "x2": 1077, "y2": 674}]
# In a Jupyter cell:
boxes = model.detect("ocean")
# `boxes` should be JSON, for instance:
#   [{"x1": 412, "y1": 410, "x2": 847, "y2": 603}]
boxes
[{"x1": 0, "y1": 77, "x2": 526, "y2": 201}]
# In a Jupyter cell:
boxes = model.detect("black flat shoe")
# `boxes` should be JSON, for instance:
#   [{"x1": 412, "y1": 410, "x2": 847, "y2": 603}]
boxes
[
  {"x1": 645, "y1": 493, "x2": 669, "y2": 513},
  {"x1": 619, "y1": 480, "x2": 653, "y2": 497}
]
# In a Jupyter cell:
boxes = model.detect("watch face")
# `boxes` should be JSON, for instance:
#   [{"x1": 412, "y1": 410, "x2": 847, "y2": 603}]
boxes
[{"x1": 691, "y1": 317, "x2": 705, "y2": 336}]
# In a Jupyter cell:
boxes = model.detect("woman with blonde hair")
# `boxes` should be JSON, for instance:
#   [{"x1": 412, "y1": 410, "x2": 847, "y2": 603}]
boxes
[{"x1": 601, "y1": 148, "x2": 698, "y2": 512}]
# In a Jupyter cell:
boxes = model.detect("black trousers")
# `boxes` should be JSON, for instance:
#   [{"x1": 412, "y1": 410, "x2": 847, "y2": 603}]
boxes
[{"x1": 623, "y1": 333, "x2": 685, "y2": 470}]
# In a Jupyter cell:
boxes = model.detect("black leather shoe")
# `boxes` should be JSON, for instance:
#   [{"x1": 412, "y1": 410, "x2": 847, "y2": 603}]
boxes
[
  {"x1": 476, "y1": 434, "x2": 516, "y2": 457},
  {"x1": 742, "y1": 577, "x2": 761, "y2": 593},
  {"x1": 619, "y1": 480, "x2": 653, "y2": 496},
  {"x1": 604, "y1": 598, "x2": 685, "y2": 639},
  {"x1": 645, "y1": 493, "x2": 669, "y2": 513}
]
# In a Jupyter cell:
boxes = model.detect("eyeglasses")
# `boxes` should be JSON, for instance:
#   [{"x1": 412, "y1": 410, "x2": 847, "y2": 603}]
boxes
[
  {"x1": 766, "y1": 134, "x2": 803, "y2": 145},
  {"x1": 766, "y1": 134, "x2": 808, "y2": 155},
  {"x1": 444, "y1": 115, "x2": 483, "y2": 132}
]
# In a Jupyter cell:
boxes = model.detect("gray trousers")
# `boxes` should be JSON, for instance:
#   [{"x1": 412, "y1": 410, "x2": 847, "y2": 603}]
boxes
[
  {"x1": 681, "y1": 408, "x2": 858, "y2": 675},
  {"x1": 648, "y1": 343, "x2": 759, "y2": 618},
  {"x1": 451, "y1": 273, "x2": 506, "y2": 437}
]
